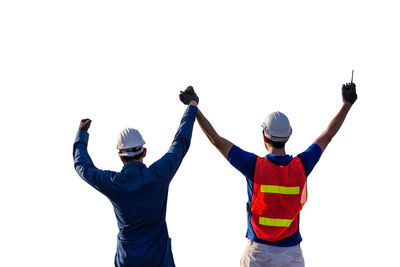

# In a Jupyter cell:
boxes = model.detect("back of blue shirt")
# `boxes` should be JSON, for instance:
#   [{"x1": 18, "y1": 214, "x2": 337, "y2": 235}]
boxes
[
  {"x1": 227, "y1": 144, "x2": 322, "y2": 247},
  {"x1": 73, "y1": 105, "x2": 197, "y2": 267}
]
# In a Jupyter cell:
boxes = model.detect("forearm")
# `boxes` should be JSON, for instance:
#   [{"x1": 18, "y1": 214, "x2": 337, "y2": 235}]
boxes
[
  {"x1": 150, "y1": 105, "x2": 197, "y2": 180},
  {"x1": 73, "y1": 131, "x2": 96, "y2": 178},
  {"x1": 325, "y1": 102, "x2": 352, "y2": 139},
  {"x1": 73, "y1": 130, "x2": 115, "y2": 193},
  {"x1": 314, "y1": 102, "x2": 352, "y2": 151},
  {"x1": 175, "y1": 104, "x2": 197, "y2": 142},
  {"x1": 167, "y1": 103, "x2": 198, "y2": 154},
  {"x1": 196, "y1": 109, "x2": 219, "y2": 146},
  {"x1": 196, "y1": 108, "x2": 233, "y2": 158}
]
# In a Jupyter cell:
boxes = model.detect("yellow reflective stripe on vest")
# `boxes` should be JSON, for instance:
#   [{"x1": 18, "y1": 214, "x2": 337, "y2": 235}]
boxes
[
  {"x1": 260, "y1": 185, "x2": 300, "y2": 195},
  {"x1": 259, "y1": 217, "x2": 293, "y2": 227}
]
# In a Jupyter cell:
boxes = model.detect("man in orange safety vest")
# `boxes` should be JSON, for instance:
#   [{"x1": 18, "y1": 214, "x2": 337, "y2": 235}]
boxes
[{"x1": 179, "y1": 80, "x2": 357, "y2": 266}]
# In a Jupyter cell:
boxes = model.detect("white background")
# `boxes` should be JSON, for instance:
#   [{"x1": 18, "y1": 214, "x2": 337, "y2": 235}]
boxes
[{"x1": 1, "y1": 0, "x2": 399, "y2": 266}]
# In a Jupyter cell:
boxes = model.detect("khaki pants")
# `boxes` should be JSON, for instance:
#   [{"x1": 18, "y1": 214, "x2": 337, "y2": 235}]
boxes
[{"x1": 240, "y1": 240, "x2": 305, "y2": 267}]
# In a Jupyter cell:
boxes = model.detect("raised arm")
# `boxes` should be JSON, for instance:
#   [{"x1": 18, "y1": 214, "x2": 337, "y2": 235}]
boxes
[
  {"x1": 73, "y1": 119, "x2": 117, "y2": 193},
  {"x1": 149, "y1": 100, "x2": 198, "y2": 181},
  {"x1": 314, "y1": 82, "x2": 357, "y2": 152},
  {"x1": 196, "y1": 108, "x2": 234, "y2": 159},
  {"x1": 179, "y1": 86, "x2": 234, "y2": 158}
]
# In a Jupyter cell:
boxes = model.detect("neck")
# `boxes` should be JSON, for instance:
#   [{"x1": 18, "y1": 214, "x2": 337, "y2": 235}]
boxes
[
  {"x1": 269, "y1": 148, "x2": 286, "y2": 155},
  {"x1": 266, "y1": 143, "x2": 286, "y2": 155}
]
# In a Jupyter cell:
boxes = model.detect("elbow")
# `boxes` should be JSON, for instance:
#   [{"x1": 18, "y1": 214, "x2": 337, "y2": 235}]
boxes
[
  {"x1": 74, "y1": 163, "x2": 86, "y2": 178},
  {"x1": 209, "y1": 136, "x2": 217, "y2": 146},
  {"x1": 213, "y1": 136, "x2": 225, "y2": 150},
  {"x1": 208, "y1": 135, "x2": 221, "y2": 147}
]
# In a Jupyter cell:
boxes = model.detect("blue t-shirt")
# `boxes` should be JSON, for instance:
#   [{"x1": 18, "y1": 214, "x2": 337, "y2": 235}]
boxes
[{"x1": 227, "y1": 144, "x2": 322, "y2": 247}]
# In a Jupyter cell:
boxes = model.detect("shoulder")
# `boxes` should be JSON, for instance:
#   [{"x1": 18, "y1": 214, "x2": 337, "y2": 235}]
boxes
[
  {"x1": 227, "y1": 145, "x2": 257, "y2": 179},
  {"x1": 228, "y1": 145, "x2": 257, "y2": 164},
  {"x1": 297, "y1": 144, "x2": 323, "y2": 177},
  {"x1": 297, "y1": 144, "x2": 322, "y2": 160}
]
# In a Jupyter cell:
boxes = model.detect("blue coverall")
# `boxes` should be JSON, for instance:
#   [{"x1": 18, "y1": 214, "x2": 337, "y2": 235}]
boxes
[{"x1": 73, "y1": 105, "x2": 197, "y2": 267}]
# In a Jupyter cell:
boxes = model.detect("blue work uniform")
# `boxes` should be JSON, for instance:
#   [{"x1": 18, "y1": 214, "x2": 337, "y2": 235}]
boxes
[
  {"x1": 227, "y1": 144, "x2": 322, "y2": 247},
  {"x1": 73, "y1": 105, "x2": 198, "y2": 267}
]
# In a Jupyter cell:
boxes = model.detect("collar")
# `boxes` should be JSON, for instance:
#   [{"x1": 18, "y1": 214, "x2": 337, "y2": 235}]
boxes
[
  {"x1": 122, "y1": 161, "x2": 146, "y2": 171},
  {"x1": 265, "y1": 154, "x2": 293, "y2": 166}
]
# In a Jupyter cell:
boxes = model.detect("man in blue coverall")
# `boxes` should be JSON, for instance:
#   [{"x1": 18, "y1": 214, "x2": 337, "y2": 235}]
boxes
[
  {"x1": 73, "y1": 89, "x2": 198, "y2": 267},
  {"x1": 186, "y1": 82, "x2": 357, "y2": 266}
]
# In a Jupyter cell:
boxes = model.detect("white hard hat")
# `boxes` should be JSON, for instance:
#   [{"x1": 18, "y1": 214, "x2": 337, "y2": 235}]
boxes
[
  {"x1": 262, "y1": 111, "x2": 292, "y2": 142},
  {"x1": 117, "y1": 128, "x2": 146, "y2": 157}
]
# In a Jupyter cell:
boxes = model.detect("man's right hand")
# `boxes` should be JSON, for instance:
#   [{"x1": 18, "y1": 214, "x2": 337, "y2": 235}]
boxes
[
  {"x1": 342, "y1": 83, "x2": 357, "y2": 104},
  {"x1": 79, "y1": 119, "x2": 92, "y2": 132},
  {"x1": 179, "y1": 86, "x2": 199, "y2": 105}
]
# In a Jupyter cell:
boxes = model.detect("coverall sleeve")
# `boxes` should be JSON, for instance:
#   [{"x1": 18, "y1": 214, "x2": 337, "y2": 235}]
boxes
[
  {"x1": 73, "y1": 130, "x2": 117, "y2": 194},
  {"x1": 149, "y1": 105, "x2": 198, "y2": 183}
]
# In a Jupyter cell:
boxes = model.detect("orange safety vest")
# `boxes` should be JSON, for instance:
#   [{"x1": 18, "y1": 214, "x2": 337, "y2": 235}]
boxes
[{"x1": 250, "y1": 156, "x2": 307, "y2": 242}]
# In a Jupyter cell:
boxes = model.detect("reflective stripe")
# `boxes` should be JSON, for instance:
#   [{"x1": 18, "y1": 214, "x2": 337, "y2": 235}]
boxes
[
  {"x1": 259, "y1": 217, "x2": 293, "y2": 227},
  {"x1": 260, "y1": 185, "x2": 300, "y2": 195}
]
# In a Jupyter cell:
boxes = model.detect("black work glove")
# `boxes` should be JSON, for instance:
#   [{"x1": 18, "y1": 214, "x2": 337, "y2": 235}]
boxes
[
  {"x1": 179, "y1": 86, "x2": 199, "y2": 105},
  {"x1": 79, "y1": 119, "x2": 92, "y2": 131},
  {"x1": 342, "y1": 83, "x2": 357, "y2": 104}
]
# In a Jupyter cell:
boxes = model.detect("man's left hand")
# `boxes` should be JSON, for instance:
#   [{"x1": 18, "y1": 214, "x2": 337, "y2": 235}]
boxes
[{"x1": 342, "y1": 83, "x2": 357, "y2": 104}]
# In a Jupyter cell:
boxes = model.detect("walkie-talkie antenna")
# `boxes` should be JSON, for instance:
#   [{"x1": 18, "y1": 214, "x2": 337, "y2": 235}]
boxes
[{"x1": 351, "y1": 70, "x2": 354, "y2": 84}]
